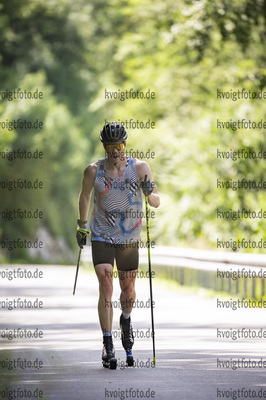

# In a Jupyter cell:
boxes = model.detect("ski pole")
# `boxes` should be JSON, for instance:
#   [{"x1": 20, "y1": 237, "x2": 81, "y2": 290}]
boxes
[
  {"x1": 73, "y1": 247, "x2": 82, "y2": 295},
  {"x1": 144, "y1": 175, "x2": 156, "y2": 366}
]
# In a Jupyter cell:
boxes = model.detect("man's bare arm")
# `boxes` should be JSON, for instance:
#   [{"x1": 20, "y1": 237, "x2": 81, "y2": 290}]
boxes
[
  {"x1": 78, "y1": 163, "x2": 97, "y2": 224},
  {"x1": 136, "y1": 160, "x2": 160, "y2": 208}
]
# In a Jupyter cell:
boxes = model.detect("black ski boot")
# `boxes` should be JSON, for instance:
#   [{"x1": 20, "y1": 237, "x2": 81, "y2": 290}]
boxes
[
  {"x1": 120, "y1": 314, "x2": 134, "y2": 367},
  {"x1": 102, "y1": 336, "x2": 117, "y2": 369}
]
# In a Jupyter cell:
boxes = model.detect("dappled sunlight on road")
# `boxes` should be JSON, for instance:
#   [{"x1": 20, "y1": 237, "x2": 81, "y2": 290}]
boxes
[{"x1": 1, "y1": 264, "x2": 266, "y2": 399}]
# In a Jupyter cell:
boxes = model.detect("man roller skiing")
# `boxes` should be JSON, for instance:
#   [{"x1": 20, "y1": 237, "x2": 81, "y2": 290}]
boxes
[{"x1": 76, "y1": 122, "x2": 160, "y2": 369}]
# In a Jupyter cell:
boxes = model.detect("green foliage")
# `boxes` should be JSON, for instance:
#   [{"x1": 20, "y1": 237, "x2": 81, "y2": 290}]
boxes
[{"x1": 1, "y1": 0, "x2": 266, "y2": 262}]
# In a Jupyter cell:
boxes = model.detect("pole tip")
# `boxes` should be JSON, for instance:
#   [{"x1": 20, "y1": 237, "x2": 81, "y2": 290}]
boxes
[
  {"x1": 153, "y1": 357, "x2": 156, "y2": 366},
  {"x1": 73, "y1": 292, "x2": 75, "y2": 296}
]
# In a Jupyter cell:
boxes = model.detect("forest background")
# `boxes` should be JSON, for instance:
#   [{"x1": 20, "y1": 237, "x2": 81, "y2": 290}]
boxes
[{"x1": 1, "y1": 0, "x2": 266, "y2": 263}]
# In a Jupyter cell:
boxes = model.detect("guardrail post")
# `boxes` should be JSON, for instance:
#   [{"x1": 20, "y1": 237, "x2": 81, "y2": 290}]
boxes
[
  {"x1": 235, "y1": 277, "x2": 239, "y2": 296},
  {"x1": 252, "y1": 277, "x2": 256, "y2": 299},
  {"x1": 180, "y1": 268, "x2": 184, "y2": 285}
]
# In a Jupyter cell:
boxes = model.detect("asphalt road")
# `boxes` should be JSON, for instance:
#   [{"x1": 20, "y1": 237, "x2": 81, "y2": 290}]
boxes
[{"x1": 1, "y1": 262, "x2": 266, "y2": 400}]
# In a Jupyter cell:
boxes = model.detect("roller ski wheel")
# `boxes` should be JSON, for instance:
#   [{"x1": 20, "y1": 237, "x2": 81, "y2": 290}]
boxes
[
  {"x1": 103, "y1": 357, "x2": 117, "y2": 369},
  {"x1": 102, "y1": 336, "x2": 117, "y2": 369},
  {"x1": 126, "y1": 351, "x2": 134, "y2": 367}
]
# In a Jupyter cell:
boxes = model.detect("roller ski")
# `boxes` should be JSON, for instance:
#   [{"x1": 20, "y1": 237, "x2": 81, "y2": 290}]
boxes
[
  {"x1": 102, "y1": 336, "x2": 117, "y2": 369},
  {"x1": 120, "y1": 314, "x2": 135, "y2": 367}
]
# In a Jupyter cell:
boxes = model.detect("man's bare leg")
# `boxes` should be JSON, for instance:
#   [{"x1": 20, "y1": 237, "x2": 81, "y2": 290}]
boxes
[
  {"x1": 119, "y1": 269, "x2": 137, "y2": 366},
  {"x1": 95, "y1": 263, "x2": 116, "y2": 368},
  {"x1": 95, "y1": 263, "x2": 113, "y2": 331}
]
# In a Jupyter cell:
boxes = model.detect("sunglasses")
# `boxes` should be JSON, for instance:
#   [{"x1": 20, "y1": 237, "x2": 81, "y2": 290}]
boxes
[{"x1": 104, "y1": 143, "x2": 125, "y2": 152}]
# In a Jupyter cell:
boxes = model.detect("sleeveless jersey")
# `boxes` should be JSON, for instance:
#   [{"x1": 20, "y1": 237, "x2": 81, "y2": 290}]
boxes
[{"x1": 90, "y1": 156, "x2": 143, "y2": 244}]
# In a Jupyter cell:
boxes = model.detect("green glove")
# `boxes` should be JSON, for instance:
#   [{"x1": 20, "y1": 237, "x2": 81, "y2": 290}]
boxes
[{"x1": 76, "y1": 226, "x2": 90, "y2": 249}]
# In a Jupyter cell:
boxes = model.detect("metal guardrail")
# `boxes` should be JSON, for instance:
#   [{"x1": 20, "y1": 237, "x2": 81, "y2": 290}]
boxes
[{"x1": 82, "y1": 245, "x2": 266, "y2": 300}]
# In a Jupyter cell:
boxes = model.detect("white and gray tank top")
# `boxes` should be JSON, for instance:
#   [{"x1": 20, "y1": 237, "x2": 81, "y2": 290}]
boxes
[{"x1": 90, "y1": 157, "x2": 143, "y2": 244}]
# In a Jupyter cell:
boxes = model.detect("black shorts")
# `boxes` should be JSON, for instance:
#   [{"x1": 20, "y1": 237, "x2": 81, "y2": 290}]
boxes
[{"x1": 91, "y1": 241, "x2": 139, "y2": 271}]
